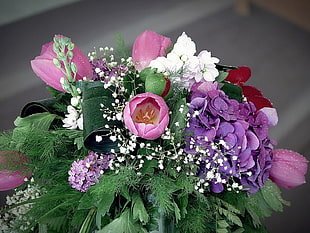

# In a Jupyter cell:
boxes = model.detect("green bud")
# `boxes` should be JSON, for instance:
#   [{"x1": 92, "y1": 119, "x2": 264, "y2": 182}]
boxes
[
  {"x1": 67, "y1": 50, "x2": 74, "y2": 60},
  {"x1": 57, "y1": 52, "x2": 66, "y2": 61},
  {"x1": 53, "y1": 36, "x2": 60, "y2": 44},
  {"x1": 67, "y1": 42, "x2": 75, "y2": 50},
  {"x1": 59, "y1": 37, "x2": 71, "y2": 47},
  {"x1": 53, "y1": 58, "x2": 62, "y2": 68},
  {"x1": 145, "y1": 73, "x2": 171, "y2": 98},
  {"x1": 71, "y1": 62, "x2": 78, "y2": 74}
]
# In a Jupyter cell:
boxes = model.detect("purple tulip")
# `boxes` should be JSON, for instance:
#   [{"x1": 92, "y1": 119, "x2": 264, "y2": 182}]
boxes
[
  {"x1": 123, "y1": 92, "x2": 169, "y2": 140},
  {"x1": 31, "y1": 35, "x2": 93, "y2": 92},
  {"x1": 0, "y1": 151, "x2": 30, "y2": 191},
  {"x1": 270, "y1": 149, "x2": 308, "y2": 189},
  {"x1": 132, "y1": 30, "x2": 172, "y2": 71}
]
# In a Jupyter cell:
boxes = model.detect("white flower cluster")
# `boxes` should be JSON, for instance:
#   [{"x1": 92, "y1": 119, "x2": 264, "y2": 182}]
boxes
[
  {"x1": 0, "y1": 178, "x2": 40, "y2": 233},
  {"x1": 62, "y1": 97, "x2": 83, "y2": 130},
  {"x1": 150, "y1": 32, "x2": 220, "y2": 89}
]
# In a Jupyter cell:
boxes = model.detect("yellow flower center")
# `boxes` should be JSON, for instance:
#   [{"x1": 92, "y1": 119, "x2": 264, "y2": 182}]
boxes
[{"x1": 132, "y1": 98, "x2": 160, "y2": 125}]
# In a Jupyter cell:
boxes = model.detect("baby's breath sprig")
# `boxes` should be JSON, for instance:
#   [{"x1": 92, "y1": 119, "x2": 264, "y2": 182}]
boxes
[{"x1": 0, "y1": 178, "x2": 41, "y2": 233}]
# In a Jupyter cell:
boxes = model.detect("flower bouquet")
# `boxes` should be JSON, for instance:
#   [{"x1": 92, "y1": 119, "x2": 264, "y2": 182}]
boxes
[{"x1": 0, "y1": 30, "x2": 308, "y2": 233}]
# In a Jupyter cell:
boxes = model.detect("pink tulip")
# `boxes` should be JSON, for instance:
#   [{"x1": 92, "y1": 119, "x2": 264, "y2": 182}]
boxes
[
  {"x1": 123, "y1": 92, "x2": 169, "y2": 140},
  {"x1": 31, "y1": 35, "x2": 93, "y2": 92},
  {"x1": 132, "y1": 30, "x2": 172, "y2": 71},
  {"x1": 0, "y1": 151, "x2": 30, "y2": 191},
  {"x1": 269, "y1": 149, "x2": 308, "y2": 189}
]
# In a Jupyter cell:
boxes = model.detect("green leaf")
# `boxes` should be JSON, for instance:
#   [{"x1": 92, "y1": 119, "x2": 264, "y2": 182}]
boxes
[
  {"x1": 74, "y1": 136, "x2": 84, "y2": 150},
  {"x1": 132, "y1": 191, "x2": 150, "y2": 224},
  {"x1": 217, "y1": 219, "x2": 229, "y2": 228},
  {"x1": 261, "y1": 180, "x2": 289, "y2": 212},
  {"x1": 178, "y1": 195, "x2": 188, "y2": 218},
  {"x1": 13, "y1": 112, "x2": 57, "y2": 150},
  {"x1": 216, "y1": 228, "x2": 228, "y2": 233},
  {"x1": 120, "y1": 185, "x2": 131, "y2": 201},
  {"x1": 173, "y1": 202, "x2": 181, "y2": 223},
  {"x1": 140, "y1": 159, "x2": 157, "y2": 175},
  {"x1": 138, "y1": 67, "x2": 156, "y2": 82},
  {"x1": 79, "y1": 208, "x2": 96, "y2": 233},
  {"x1": 98, "y1": 208, "x2": 147, "y2": 233},
  {"x1": 232, "y1": 228, "x2": 245, "y2": 233},
  {"x1": 169, "y1": 98, "x2": 189, "y2": 141},
  {"x1": 218, "y1": 207, "x2": 242, "y2": 227},
  {"x1": 114, "y1": 32, "x2": 131, "y2": 62},
  {"x1": 216, "y1": 70, "x2": 228, "y2": 83},
  {"x1": 96, "y1": 192, "x2": 115, "y2": 228},
  {"x1": 79, "y1": 81, "x2": 122, "y2": 153},
  {"x1": 220, "y1": 82, "x2": 242, "y2": 102}
]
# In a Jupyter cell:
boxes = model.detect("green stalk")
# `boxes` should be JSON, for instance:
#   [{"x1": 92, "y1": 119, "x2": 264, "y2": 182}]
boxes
[{"x1": 79, "y1": 208, "x2": 97, "y2": 233}]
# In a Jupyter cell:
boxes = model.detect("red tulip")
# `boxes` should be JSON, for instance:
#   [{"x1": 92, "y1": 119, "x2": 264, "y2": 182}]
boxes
[
  {"x1": 0, "y1": 151, "x2": 30, "y2": 191},
  {"x1": 270, "y1": 149, "x2": 308, "y2": 189},
  {"x1": 31, "y1": 35, "x2": 93, "y2": 92},
  {"x1": 132, "y1": 30, "x2": 172, "y2": 71}
]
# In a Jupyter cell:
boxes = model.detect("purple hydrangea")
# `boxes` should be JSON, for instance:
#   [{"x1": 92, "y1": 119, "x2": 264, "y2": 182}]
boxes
[
  {"x1": 185, "y1": 82, "x2": 275, "y2": 193},
  {"x1": 68, "y1": 151, "x2": 115, "y2": 192}
]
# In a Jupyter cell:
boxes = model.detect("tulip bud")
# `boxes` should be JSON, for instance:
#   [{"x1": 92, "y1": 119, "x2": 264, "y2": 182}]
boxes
[
  {"x1": 0, "y1": 151, "x2": 30, "y2": 191},
  {"x1": 31, "y1": 35, "x2": 93, "y2": 92},
  {"x1": 132, "y1": 30, "x2": 172, "y2": 71},
  {"x1": 270, "y1": 149, "x2": 308, "y2": 189},
  {"x1": 145, "y1": 73, "x2": 172, "y2": 98}
]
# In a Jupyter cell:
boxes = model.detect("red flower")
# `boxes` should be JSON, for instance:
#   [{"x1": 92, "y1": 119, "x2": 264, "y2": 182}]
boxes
[{"x1": 226, "y1": 66, "x2": 272, "y2": 110}]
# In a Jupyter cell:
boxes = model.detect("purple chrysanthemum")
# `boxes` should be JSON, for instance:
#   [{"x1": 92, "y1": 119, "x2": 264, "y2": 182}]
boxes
[
  {"x1": 185, "y1": 82, "x2": 274, "y2": 193},
  {"x1": 68, "y1": 151, "x2": 115, "y2": 192}
]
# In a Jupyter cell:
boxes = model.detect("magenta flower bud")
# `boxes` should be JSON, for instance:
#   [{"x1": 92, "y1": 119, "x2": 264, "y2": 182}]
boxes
[
  {"x1": 123, "y1": 92, "x2": 169, "y2": 140},
  {"x1": 0, "y1": 151, "x2": 30, "y2": 191},
  {"x1": 132, "y1": 30, "x2": 172, "y2": 71},
  {"x1": 270, "y1": 149, "x2": 308, "y2": 189},
  {"x1": 31, "y1": 35, "x2": 93, "y2": 92}
]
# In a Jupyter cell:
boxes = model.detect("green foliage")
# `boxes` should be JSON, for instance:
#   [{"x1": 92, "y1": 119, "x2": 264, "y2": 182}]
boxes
[
  {"x1": 147, "y1": 174, "x2": 179, "y2": 214},
  {"x1": 245, "y1": 180, "x2": 289, "y2": 228},
  {"x1": 114, "y1": 32, "x2": 131, "y2": 62},
  {"x1": 132, "y1": 191, "x2": 150, "y2": 224},
  {"x1": 97, "y1": 208, "x2": 147, "y2": 233},
  {"x1": 216, "y1": 70, "x2": 229, "y2": 83},
  {"x1": 12, "y1": 112, "x2": 57, "y2": 150},
  {"x1": 169, "y1": 97, "x2": 189, "y2": 141},
  {"x1": 177, "y1": 195, "x2": 212, "y2": 233},
  {"x1": 220, "y1": 81, "x2": 242, "y2": 102}
]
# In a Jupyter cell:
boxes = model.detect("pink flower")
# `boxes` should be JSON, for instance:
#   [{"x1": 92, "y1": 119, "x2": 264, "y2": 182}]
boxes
[
  {"x1": 132, "y1": 30, "x2": 172, "y2": 71},
  {"x1": 0, "y1": 151, "x2": 30, "y2": 191},
  {"x1": 123, "y1": 92, "x2": 169, "y2": 140},
  {"x1": 270, "y1": 149, "x2": 308, "y2": 189},
  {"x1": 31, "y1": 35, "x2": 93, "y2": 92}
]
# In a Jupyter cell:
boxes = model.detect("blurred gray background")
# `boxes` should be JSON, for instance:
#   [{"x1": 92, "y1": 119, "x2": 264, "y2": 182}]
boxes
[{"x1": 0, "y1": 0, "x2": 309, "y2": 232}]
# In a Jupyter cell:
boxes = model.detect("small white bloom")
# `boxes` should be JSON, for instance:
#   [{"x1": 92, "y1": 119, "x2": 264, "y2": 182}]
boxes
[
  {"x1": 96, "y1": 135, "x2": 103, "y2": 142},
  {"x1": 109, "y1": 135, "x2": 117, "y2": 142}
]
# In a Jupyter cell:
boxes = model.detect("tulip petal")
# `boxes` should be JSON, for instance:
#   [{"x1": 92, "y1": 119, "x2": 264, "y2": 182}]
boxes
[
  {"x1": 132, "y1": 30, "x2": 172, "y2": 71},
  {"x1": 31, "y1": 58, "x2": 65, "y2": 92},
  {"x1": 0, "y1": 171, "x2": 29, "y2": 191},
  {"x1": 270, "y1": 149, "x2": 308, "y2": 189}
]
